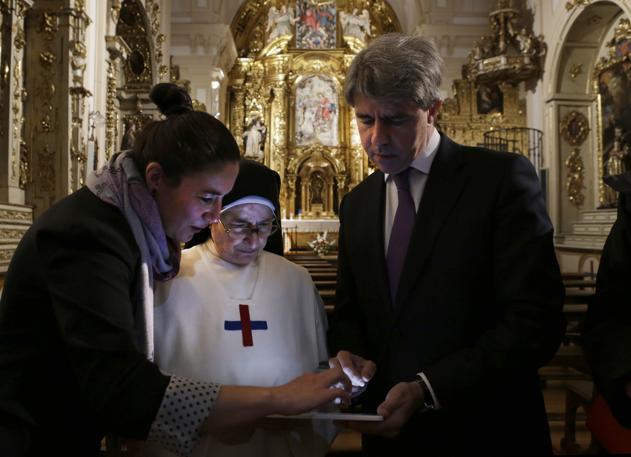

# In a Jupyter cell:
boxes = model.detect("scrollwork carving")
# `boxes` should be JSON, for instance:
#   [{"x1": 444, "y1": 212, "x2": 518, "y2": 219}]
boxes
[
  {"x1": 560, "y1": 111, "x2": 589, "y2": 208},
  {"x1": 560, "y1": 110, "x2": 590, "y2": 147}
]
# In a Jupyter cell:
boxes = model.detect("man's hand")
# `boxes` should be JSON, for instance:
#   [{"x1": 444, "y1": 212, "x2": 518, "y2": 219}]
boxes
[
  {"x1": 329, "y1": 350, "x2": 376, "y2": 388},
  {"x1": 339, "y1": 381, "x2": 424, "y2": 438}
]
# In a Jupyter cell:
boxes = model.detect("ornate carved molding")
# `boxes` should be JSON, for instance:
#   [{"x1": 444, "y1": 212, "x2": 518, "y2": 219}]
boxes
[
  {"x1": 105, "y1": 35, "x2": 130, "y2": 159},
  {"x1": 560, "y1": 110, "x2": 589, "y2": 208},
  {"x1": 464, "y1": 0, "x2": 546, "y2": 85},
  {"x1": 33, "y1": 9, "x2": 59, "y2": 197},
  {"x1": 565, "y1": 0, "x2": 591, "y2": 12},
  {"x1": 438, "y1": 79, "x2": 526, "y2": 148},
  {"x1": 145, "y1": 0, "x2": 168, "y2": 80},
  {"x1": 0, "y1": 202, "x2": 33, "y2": 271},
  {"x1": 0, "y1": 0, "x2": 31, "y2": 199},
  {"x1": 67, "y1": 2, "x2": 92, "y2": 190},
  {"x1": 117, "y1": 0, "x2": 153, "y2": 88}
]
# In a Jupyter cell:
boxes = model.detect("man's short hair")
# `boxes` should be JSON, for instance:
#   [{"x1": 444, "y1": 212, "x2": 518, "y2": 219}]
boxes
[{"x1": 344, "y1": 33, "x2": 444, "y2": 110}]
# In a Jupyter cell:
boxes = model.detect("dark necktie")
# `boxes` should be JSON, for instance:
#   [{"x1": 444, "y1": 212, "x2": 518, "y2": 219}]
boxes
[{"x1": 386, "y1": 168, "x2": 416, "y2": 302}]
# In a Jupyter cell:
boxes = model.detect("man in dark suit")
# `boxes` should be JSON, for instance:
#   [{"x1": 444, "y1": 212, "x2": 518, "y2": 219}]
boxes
[
  {"x1": 582, "y1": 171, "x2": 631, "y2": 427},
  {"x1": 328, "y1": 33, "x2": 565, "y2": 455}
]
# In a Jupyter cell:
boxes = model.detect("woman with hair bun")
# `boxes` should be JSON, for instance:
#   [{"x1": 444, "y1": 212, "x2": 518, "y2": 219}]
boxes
[{"x1": 0, "y1": 83, "x2": 351, "y2": 457}]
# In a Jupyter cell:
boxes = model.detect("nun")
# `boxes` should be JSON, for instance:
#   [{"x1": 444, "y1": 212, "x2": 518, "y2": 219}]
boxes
[{"x1": 150, "y1": 159, "x2": 335, "y2": 457}]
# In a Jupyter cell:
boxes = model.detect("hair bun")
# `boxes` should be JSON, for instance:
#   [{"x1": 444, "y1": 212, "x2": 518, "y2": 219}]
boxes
[{"x1": 150, "y1": 83, "x2": 193, "y2": 116}]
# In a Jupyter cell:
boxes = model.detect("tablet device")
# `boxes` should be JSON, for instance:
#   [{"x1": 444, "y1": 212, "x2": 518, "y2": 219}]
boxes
[{"x1": 267, "y1": 411, "x2": 383, "y2": 421}]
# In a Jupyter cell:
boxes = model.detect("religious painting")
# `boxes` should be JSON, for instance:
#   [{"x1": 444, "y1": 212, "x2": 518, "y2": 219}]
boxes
[
  {"x1": 295, "y1": 75, "x2": 339, "y2": 146},
  {"x1": 598, "y1": 61, "x2": 631, "y2": 169},
  {"x1": 476, "y1": 84, "x2": 503, "y2": 115},
  {"x1": 296, "y1": 0, "x2": 336, "y2": 49}
]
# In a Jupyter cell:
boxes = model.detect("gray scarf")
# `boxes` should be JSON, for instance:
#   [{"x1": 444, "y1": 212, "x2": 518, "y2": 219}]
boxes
[{"x1": 86, "y1": 151, "x2": 180, "y2": 360}]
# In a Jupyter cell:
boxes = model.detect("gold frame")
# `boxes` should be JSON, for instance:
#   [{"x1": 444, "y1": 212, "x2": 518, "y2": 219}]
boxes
[{"x1": 592, "y1": 17, "x2": 631, "y2": 207}]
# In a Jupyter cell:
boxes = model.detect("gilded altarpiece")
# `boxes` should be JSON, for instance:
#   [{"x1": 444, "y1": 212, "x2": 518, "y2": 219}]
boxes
[
  {"x1": 438, "y1": 79, "x2": 526, "y2": 148},
  {"x1": 229, "y1": 0, "x2": 400, "y2": 218}
]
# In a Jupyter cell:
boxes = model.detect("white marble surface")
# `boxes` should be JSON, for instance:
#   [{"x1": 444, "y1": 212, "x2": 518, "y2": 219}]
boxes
[{"x1": 281, "y1": 218, "x2": 340, "y2": 233}]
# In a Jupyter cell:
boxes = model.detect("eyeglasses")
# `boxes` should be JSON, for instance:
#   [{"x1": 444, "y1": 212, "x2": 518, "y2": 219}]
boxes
[{"x1": 218, "y1": 218, "x2": 279, "y2": 239}]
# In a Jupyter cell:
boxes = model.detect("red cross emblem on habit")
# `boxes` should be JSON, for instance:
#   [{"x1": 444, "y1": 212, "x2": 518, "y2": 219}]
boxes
[{"x1": 224, "y1": 304, "x2": 268, "y2": 347}]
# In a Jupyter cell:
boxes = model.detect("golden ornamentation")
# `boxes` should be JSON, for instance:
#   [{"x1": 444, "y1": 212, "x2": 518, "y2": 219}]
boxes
[
  {"x1": 565, "y1": 0, "x2": 590, "y2": 11},
  {"x1": 64, "y1": 4, "x2": 92, "y2": 192},
  {"x1": 592, "y1": 17, "x2": 631, "y2": 207},
  {"x1": 105, "y1": 34, "x2": 129, "y2": 160},
  {"x1": 560, "y1": 110, "x2": 590, "y2": 147},
  {"x1": 464, "y1": 1, "x2": 546, "y2": 85},
  {"x1": 438, "y1": 80, "x2": 526, "y2": 148},
  {"x1": 37, "y1": 145, "x2": 55, "y2": 193},
  {"x1": 1, "y1": 0, "x2": 31, "y2": 194},
  {"x1": 560, "y1": 110, "x2": 589, "y2": 208},
  {"x1": 117, "y1": 0, "x2": 153, "y2": 86},
  {"x1": 228, "y1": 0, "x2": 401, "y2": 216},
  {"x1": 192, "y1": 99, "x2": 207, "y2": 112},
  {"x1": 565, "y1": 148, "x2": 585, "y2": 208},
  {"x1": 570, "y1": 63, "x2": 583, "y2": 79},
  {"x1": 110, "y1": 0, "x2": 121, "y2": 23},
  {"x1": 146, "y1": 0, "x2": 167, "y2": 80},
  {"x1": 39, "y1": 11, "x2": 58, "y2": 40},
  {"x1": 39, "y1": 51, "x2": 56, "y2": 66},
  {"x1": 13, "y1": 28, "x2": 25, "y2": 50},
  {"x1": 19, "y1": 140, "x2": 28, "y2": 189}
]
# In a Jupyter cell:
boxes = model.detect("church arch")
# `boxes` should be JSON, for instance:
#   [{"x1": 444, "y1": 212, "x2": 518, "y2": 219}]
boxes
[{"x1": 545, "y1": 1, "x2": 630, "y2": 239}]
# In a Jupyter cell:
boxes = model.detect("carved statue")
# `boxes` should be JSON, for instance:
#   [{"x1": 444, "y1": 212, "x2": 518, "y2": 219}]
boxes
[
  {"x1": 243, "y1": 118, "x2": 266, "y2": 160},
  {"x1": 603, "y1": 127, "x2": 630, "y2": 206},
  {"x1": 266, "y1": 5, "x2": 297, "y2": 42},
  {"x1": 515, "y1": 27, "x2": 536, "y2": 56},
  {"x1": 310, "y1": 173, "x2": 324, "y2": 204},
  {"x1": 339, "y1": 8, "x2": 371, "y2": 42},
  {"x1": 120, "y1": 118, "x2": 137, "y2": 150}
]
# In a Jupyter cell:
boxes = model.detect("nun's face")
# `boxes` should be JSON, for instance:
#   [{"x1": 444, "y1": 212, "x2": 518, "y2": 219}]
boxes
[{"x1": 211, "y1": 203, "x2": 275, "y2": 266}]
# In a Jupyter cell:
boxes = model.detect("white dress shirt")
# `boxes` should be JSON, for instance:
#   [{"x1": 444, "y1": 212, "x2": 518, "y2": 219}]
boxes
[{"x1": 383, "y1": 128, "x2": 441, "y2": 255}]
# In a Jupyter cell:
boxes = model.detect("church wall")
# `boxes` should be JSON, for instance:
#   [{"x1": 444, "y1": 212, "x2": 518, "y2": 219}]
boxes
[
  {"x1": 535, "y1": 0, "x2": 630, "y2": 254},
  {"x1": 528, "y1": 0, "x2": 631, "y2": 275},
  {"x1": 2, "y1": 0, "x2": 628, "y2": 266}
]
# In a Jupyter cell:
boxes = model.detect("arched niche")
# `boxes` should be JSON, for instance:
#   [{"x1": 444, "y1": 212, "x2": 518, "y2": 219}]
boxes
[
  {"x1": 546, "y1": 1, "x2": 630, "y2": 240},
  {"x1": 294, "y1": 148, "x2": 340, "y2": 218}
]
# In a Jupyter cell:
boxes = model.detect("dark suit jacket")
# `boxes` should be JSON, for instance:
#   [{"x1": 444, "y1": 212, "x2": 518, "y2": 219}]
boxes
[
  {"x1": 330, "y1": 134, "x2": 565, "y2": 455},
  {"x1": 0, "y1": 188, "x2": 169, "y2": 456},
  {"x1": 582, "y1": 171, "x2": 631, "y2": 428}
]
